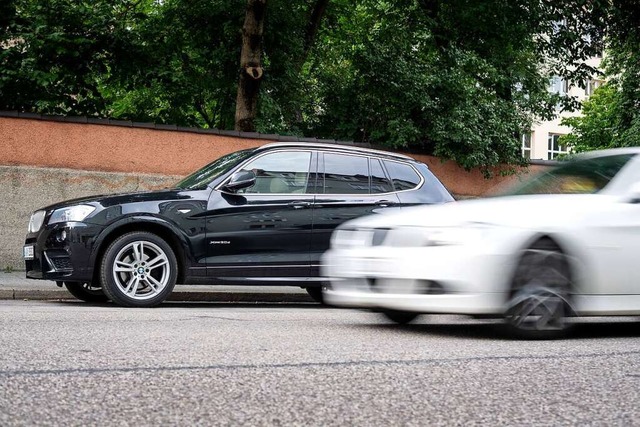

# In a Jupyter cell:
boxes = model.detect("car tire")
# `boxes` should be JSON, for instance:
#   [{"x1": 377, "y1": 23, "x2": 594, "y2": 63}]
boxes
[
  {"x1": 305, "y1": 287, "x2": 325, "y2": 304},
  {"x1": 380, "y1": 309, "x2": 419, "y2": 324},
  {"x1": 504, "y1": 240, "x2": 574, "y2": 339},
  {"x1": 100, "y1": 232, "x2": 178, "y2": 308},
  {"x1": 64, "y1": 281, "x2": 109, "y2": 303}
]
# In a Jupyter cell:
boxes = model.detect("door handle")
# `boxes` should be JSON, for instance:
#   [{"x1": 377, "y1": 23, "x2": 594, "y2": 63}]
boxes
[
  {"x1": 375, "y1": 200, "x2": 396, "y2": 207},
  {"x1": 288, "y1": 201, "x2": 312, "y2": 209}
]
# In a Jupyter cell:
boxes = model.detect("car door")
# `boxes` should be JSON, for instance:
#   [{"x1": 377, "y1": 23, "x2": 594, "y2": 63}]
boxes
[
  {"x1": 577, "y1": 200, "x2": 640, "y2": 295},
  {"x1": 310, "y1": 152, "x2": 400, "y2": 273},
  {"x1": 204, "y1": 149, "x2": 316, "y2": 280}
]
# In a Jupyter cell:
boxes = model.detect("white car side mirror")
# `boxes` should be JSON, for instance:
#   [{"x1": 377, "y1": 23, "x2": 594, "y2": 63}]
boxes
[{"x1": 626, "y1": 182, "x2": 640, "y2": 204}]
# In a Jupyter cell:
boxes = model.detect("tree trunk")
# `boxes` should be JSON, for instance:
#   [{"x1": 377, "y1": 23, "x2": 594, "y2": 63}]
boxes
[
  {"x1": 303, "y1": 0, "x2": 330, "y2": 62},
  {"x1": 234, "y1": 0, "x2": 267, "y2": 132}
]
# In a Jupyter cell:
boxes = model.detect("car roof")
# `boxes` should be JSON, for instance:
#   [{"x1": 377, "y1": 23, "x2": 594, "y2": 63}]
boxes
[
  {"x1": 572, "y1": 147, "x2": 640, "y2": 160},
  {"x1": 257, "y1": 142, "x2": 416, "y2": 162}
]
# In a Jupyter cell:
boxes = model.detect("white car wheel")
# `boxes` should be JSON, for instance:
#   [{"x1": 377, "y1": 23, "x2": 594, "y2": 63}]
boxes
[
  {"x1": 380, "y1": 309, "x2": 419, "y2": 324},
  {"x1": 504, "y1": 240, "x2": 573, "y2": 339}
]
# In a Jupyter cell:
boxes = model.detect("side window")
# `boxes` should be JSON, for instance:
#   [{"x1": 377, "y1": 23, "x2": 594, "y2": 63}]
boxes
[
  {"x1": 324, "y1": 153, "x2": 369, "y2": 194},
  {"x1": 383, "y1": 160, "x2": 422, "y2": 191},
  {"x1": 237, "y1": 151, "x2": 311, "y2": 194},
  {"x1": 370, "y1": 158, "x2": 393, "y2": 193}
]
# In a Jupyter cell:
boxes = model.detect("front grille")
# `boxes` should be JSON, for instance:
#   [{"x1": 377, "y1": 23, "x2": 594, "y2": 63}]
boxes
[
  {"x1": 417, "y1": 280, "x2": 446, "y2": 295},
  {"x1": 49, "y1": 256, "x2": 72, "y2": 271},
  {"x1": 43, "y1": 249, "x2": 73, "y2": 272},
  {"x1": 368, "y1": 278, "x2": 446, "y2": 294}
]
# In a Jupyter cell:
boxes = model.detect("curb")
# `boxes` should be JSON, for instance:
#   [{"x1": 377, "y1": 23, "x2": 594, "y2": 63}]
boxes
[{"x1": 0, "y1": 289, "x2": 315, "y2": 304}]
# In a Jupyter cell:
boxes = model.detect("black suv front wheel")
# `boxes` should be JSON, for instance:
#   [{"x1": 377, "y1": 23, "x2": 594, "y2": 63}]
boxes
[{"x1": 100, "y1": 232, "x2": 177, "y2": 307}]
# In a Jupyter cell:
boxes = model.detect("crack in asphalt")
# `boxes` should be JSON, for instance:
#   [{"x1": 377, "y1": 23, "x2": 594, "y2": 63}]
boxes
[{"x1": 2, "y1": 350, "x2": 640, "y2": 377}]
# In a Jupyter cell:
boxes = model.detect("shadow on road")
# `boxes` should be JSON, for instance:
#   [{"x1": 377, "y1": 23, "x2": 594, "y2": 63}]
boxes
[
  {"x1": 357, "y1": 316, "x2": 640, "y2": 341},
  {"x1": 44, "y1": 300, "x2": 640, "y2": 340},
  {"x1": 49, "y1": 300, "x2": 322, "y2": 309}
]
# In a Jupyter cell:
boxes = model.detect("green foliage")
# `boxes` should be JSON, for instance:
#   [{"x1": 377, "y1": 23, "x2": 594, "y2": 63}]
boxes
[
  {"x1": 561, "y1": 84, "x2": 618, "y2": 151},
  {"x1": 102, "y1": 0, "x2": 246, "y2": 128},
  {"x1": 300, "y1": 0, "x2": 588, "y2": 173},
  {"x1": 564, "y1": 83, "x2": 640, "y2": 152},
  {"x1": 561, "y1": 1, "x2": 640, "y2": 153},
  {"x1": 0, "y1": 0, "x2": 148, "y2": 116},
  {"x1": 1, "y1": 0, "x2": 631, "y2": 175}
]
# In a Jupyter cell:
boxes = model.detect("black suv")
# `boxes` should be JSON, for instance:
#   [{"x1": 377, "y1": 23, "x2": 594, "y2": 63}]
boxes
[{"x1": 24, "y1": 143, "x2": 453, "y2": 307}]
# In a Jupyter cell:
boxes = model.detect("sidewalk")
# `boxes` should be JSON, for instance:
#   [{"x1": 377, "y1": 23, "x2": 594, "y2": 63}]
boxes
[{"x1": 0, "y1": 271, "x2": 314, "y2": 304}]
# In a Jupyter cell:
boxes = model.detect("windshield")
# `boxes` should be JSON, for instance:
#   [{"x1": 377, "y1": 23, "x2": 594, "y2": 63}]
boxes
[
  {"x1": 503, "y1": 153, "x2": 635, "y2": 196},
  {"x1": 175, "y1": 149, "x2": 255, "y2": 190}
]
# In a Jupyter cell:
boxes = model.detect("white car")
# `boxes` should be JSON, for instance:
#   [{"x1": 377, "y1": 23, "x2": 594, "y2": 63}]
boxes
[{"x1": 322, "y1": 148, "x2": 640, "y2": 339}]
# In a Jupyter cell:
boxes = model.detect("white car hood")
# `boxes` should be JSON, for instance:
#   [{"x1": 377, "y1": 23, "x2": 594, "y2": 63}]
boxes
[{"x1": 348, "y1": 194, "x2": 622, "y2": 230}]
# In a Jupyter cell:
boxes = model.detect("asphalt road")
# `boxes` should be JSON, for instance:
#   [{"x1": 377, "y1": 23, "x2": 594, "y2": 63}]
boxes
[{"x1": 2, "y1": 300, "x2": 640, "y2": 426}]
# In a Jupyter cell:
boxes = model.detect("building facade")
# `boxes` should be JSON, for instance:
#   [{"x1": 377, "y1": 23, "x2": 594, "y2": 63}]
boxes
[{"x1": 524, "y1": 55, "x2": 604, "y2": 160}]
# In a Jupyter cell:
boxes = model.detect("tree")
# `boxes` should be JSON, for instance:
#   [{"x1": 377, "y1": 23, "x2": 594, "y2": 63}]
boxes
[
  {"x1": 561, "y1": 84, "x2": 620, "y2": 151},
  {"x1": 296, "y1": 0, "x2": 609, "y2": 174},
  {"x1": 0, "y1": 0, "x2": 152, "y2": 116},
  {"x1": 0, "y1": 0, "x2": 623, "y2": 174},
  {"x1": 235, "y1": 0, "x2": 267, "y2": 132},
  {"x1": 561, "y1": 0, "x2": 640, "y2": 152}
]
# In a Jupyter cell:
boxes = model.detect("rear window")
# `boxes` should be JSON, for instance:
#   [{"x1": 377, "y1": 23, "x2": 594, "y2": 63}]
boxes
[
  {"x1": 383, "y1": 160, "x2": 422, "y2": 191},
  {"x1": 323, "y1": 153, "x2": 370, "y2": 194}
]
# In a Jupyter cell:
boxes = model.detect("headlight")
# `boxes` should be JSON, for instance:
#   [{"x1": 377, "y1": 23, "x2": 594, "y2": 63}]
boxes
[
  {"x1": 383, "y1": 223, "x2": 492, "y2": 247},
  {"x1": 423, "y1": 227, "x2": 473, "y2": 246},
  {"x1": 49, "y1": 205, "x2": 96, "y2": 225},
  {"x1": 28, "y1": 210, "x2": 46, "y2": 233},
  {"x1": 331, "y1": 228, "x2": 374, "y2": 249},
  {"x1": 422, "y1": 223, "x2": 490, "y2": 246}
]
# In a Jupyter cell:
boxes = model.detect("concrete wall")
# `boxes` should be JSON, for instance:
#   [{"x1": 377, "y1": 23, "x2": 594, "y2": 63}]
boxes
[
  {"x1": 0, "y1": 113, "x2": 552, "y2": 269},
  {"x1": 0, "y1": 165, "x2": 179, "y2": 270}
]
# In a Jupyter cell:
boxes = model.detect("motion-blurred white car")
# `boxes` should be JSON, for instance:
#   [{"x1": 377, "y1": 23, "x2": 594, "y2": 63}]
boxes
[{"x1": 322, "y1": 148, "x2": 640, "y2": 338}]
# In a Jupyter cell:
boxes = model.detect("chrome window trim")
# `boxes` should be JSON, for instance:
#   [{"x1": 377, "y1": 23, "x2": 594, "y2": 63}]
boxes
[
  {"x1": 214, "y1": 147, "x2": 424, "y2": 196},
  {"x1": 259, "y1": 142, "x2": 414, "y2": 160}
]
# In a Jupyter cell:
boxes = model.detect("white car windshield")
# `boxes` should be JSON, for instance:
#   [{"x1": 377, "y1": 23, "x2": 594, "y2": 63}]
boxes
[{"x1": 503, "y1": 153, "x2": 636, "y2": 196}]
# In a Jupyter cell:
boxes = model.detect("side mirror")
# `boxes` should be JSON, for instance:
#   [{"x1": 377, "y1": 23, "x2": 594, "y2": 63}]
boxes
[
  {"x1": 627, "y1": 182, "x2": 640, "y2": 204},
  {"x1": 222, "y1": 170, "x2": 256, "y2": 193}
]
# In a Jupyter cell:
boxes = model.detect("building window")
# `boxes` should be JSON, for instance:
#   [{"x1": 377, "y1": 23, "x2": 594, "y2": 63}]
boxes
[
  {"x1": 548, "y1": 133, "x2": 568, "y2": 160},
  {"x1": 522, "y1": 133, "x2": 532, "y2": 159},
  {"x1": 585, "y1": 79, "x2": 603, "y2": 96},
  {"x1": 549, "y1": 76, "x2": 568, "y2": 95}
]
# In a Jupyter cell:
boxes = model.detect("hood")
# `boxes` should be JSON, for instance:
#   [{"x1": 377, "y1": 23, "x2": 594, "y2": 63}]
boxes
[
  {"x1": 39, "y1": 188, "x2": 191, "y2": 212},
  {"x1": 343, "y1": 193, "x2": 622, "y2": 230}
]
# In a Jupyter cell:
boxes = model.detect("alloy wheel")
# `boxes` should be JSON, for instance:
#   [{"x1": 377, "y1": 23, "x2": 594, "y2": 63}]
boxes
[{"x1": 111, "y1": 240, "x2": 171, "y2": 301}]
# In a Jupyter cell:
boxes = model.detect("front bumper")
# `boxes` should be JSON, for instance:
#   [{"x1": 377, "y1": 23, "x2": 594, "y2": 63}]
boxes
[
  {"x1": 321, "y1": 245, "x2": 514, "y2": 315},
  {"x1": 324, "y1": 287, "x2": 504, "y2": 314},
  {"x1": 24, "y1": 222, "x2": 104, "y2": 282}
]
